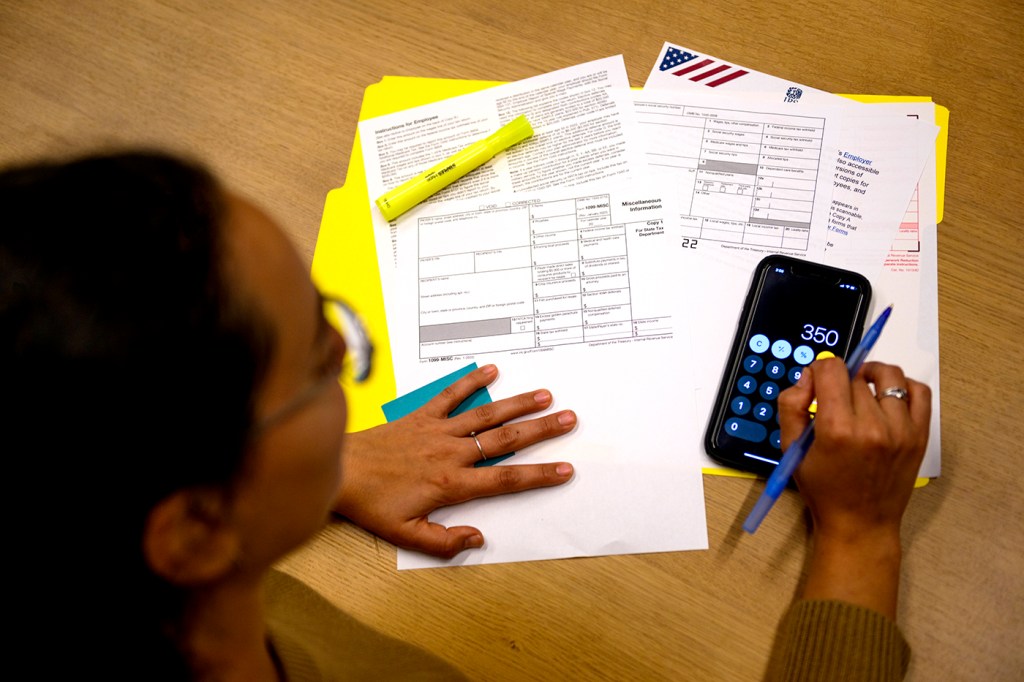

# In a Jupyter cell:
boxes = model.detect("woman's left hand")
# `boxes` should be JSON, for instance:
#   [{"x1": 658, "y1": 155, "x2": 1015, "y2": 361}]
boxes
[{"x1": 332, "y1": 364, "x2": 576, "y2": 558}]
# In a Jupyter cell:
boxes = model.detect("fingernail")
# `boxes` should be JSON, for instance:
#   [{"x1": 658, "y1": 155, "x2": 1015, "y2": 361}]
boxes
[
  {"x1": 464, "y1": 534, "x2": 484, "y2": 549},
  {"x1": 534, "y1": 389, "x2": 552, "y2": 405},
  {"x1": 481, "y1": 364, "x2": 497, "y2": 376},
  {"x1": 556, "y1": 463, "x2": 573, "y2": 477},
  {"x1": 557, "y1": 410, "x2": 576, "y2": 426}
]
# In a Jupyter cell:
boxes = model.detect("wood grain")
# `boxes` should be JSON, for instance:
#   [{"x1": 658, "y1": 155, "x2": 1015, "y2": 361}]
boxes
[{"x1": 3, "y1": 1, "x2": 1021, "y2": 679}]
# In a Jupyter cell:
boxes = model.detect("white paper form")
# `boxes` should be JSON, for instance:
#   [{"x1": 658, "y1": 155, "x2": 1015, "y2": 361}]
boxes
[
  {"x1": 644, "y1": 43, "x2": 935, "y2": 269},
  {"x1": 642, "y1": 42, "x2": 941, "y2": 478},
  {"x1": 645, "y1": 42, "x2": 862, "y2": 107},
  {"x1": 677, "y1": 209, "x2": 942, "y2": 479},
  {"x1": 871, "y1": 148, "x2": 941, "y2": 478},
  {"x1": 389, "y1": 184, "x2": 709, "y2": 569},
  {"x1": 633, "y1": 88, "x2": 842, "y2": 264},
  {"x1": 627, "y1": 89, "x2": 842, "y2": 476},
  {"x1": 359, "y1": 56, "x2": 648, "y2": 314},
  {"x1": 822, "y1": 105, "x2": 939, "y2": 278}
]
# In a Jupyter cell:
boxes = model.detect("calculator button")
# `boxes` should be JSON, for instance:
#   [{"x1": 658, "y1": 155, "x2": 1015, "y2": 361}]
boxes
[
  {"x1": 788, "y1": 366, "x2": 803, "y2": 384},
  {"x1": 766, "y1": 360, "x2": 786, "y2": 380},
  {"x1": 759, "y1": 381, "x2": 779, "y2": 400},
  {"x1": 730, "y1": 397, "x2": 752, "y2": 415},
  {"x1": 794, "y1": 345, "x2": 814, "y2": 364},
  {"x1": 742, "y1": 354, "x2": 764, "y2": 373},
  {"x1": 816, "y1": 350, "x2": 836, "y2": 361},
  {"x1": 753, "y1": 402, "x2": 774, "y2": 421},
  {"x1": 769, "y1": 429, "x2": 782, "y2": 449},
  {"x1": 724, "y1": 417, "x2": 768, "y2": 443},
  {"x1": 736, "y1": 375, "x2": 758, "y2": 395},
  {"x1": 749, "y1": 334, "x2": 770, "y2": 353},
  {"x1": 771, "y1": 339, "x2": 792, "y2": 359}
]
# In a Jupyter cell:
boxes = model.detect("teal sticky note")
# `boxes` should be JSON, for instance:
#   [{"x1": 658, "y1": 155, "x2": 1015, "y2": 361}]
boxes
[{"x1": 381, "y1": 362, "x2": 513, "y2": 467}]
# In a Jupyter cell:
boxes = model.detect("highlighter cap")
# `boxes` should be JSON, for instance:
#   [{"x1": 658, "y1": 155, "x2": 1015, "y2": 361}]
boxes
[{"x1": 486, "y1": 115, "x2": 534, "y2": 152}]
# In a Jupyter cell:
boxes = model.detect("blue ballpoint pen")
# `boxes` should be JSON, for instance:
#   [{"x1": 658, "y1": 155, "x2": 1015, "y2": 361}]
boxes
[{"x1": 742, "y1": 304, "x2": 894, "y2": 534}]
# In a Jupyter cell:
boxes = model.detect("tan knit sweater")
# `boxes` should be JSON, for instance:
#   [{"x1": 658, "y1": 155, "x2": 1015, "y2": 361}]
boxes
[
  {"x1": 265, "y1": 570, "x2": 467, "y2": 680},
  {"x1": 764, "y1": 599, "x2": 911, "y2": 681},
  {"x1": 265, "y1": 571, "x2": 909, "y2": 681}
]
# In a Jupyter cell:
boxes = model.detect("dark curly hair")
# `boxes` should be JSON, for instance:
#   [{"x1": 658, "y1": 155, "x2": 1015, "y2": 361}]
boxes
[{"x1": 0, "y1": 151, "x2": 274, "y2": 678}]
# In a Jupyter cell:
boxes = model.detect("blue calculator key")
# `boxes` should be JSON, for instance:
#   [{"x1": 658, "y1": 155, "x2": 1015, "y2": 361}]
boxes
[
  {"x1": 724, "y1": 417, "x2": 768, "y2": 443},
  {"x1": 742, "y1": 354, "x2": 764, "y2": 373},
  {"x1": 759, "y1": 381, "x2": 779, "y2": 400},
  {"x1": 788, "y1": 366, "x2": 803, "y2": 384},
  {"x1": 749, "y1": 334, "x2": 770, "y2": 353},
  {"x1": 730, "y1": 396, "x2": 752, "y2": 415},
  {"x1": 766, "y1": 360, "x2": 786, "y2": 379},
  {"x1": 753, "y1": 402, "x2": 774, "y2": 421},
  {"x1": 794, "y1": 345, "x2": 815, "y2": 364},
  {"x1": 770, "y1": 429, "x2": 782, "y2": 449},
  {"x1": 737, "y1": 375, "x2": 758, "y2": 394},
  {"x1": 771, "y1": 339, "x2": 792, "y2": 359}
]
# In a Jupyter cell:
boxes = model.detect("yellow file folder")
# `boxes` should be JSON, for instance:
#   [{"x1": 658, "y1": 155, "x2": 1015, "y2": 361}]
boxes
[{"x1": 311, "y1": 77, "x2": 949, "y2": 448}]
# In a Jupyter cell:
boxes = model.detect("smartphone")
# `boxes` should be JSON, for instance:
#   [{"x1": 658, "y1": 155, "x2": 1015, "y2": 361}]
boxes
[{"x1": 704, "y1": 254, "x2": 872, "y2": 477}]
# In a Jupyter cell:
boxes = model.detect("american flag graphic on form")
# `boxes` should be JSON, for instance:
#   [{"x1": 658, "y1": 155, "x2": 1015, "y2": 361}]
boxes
[{"x1": 658, "y1": 47, "x2": 748, "y2": 87}]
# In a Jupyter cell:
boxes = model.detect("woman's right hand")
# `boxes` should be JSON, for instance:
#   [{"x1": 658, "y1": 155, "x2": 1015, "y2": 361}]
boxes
[{"x1": 776, "y1": 358, "x2": 931, "y2": 618}]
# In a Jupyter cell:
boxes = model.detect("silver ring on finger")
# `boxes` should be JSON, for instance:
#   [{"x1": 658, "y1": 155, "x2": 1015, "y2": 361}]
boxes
[
  {"x1": 878, "y1": 386, "x2": 908, "y2": 402},
  {"x1": 470, "y1": 431, "x2": 487, "y2": 461}
]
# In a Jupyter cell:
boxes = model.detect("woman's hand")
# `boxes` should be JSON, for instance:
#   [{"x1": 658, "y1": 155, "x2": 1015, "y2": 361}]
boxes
[
  {"x1": 777, "y1": 358, "x2": 931, "y2": 618},
  {"x1": 333, "y1": 364, "x2": 576, "y2": 558}
]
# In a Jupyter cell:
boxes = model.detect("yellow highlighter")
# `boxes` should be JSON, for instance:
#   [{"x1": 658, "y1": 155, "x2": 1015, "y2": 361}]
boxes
[{"x1": 374, "y1": 114, "x2": 534, "y2": 222}]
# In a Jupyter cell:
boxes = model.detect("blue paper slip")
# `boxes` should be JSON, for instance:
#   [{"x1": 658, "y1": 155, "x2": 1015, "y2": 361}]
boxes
[{"x1": 381, "y1": 363, "x2": 513, "y2": 467}]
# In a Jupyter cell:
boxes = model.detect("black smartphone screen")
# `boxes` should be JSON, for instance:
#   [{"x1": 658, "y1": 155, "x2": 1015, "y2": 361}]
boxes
[{"x1": 704, "y1": 255, "x2": 871, "y2": 477}]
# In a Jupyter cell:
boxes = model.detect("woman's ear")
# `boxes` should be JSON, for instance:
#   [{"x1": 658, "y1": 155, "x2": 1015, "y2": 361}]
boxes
[{"x1": 143, "y1": 488, "x2": 241, "y2": 586}]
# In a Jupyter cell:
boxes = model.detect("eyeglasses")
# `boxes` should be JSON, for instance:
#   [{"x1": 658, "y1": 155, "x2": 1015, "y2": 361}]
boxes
[
  {"x1": 252, "y1": 296, "x2": 373, "y2": 434},
  {"x1": 323, "y1": 296, "x2": 373, "y2": 385}
]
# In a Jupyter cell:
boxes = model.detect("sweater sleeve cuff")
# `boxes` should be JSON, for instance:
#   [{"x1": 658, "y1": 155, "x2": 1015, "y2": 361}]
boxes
[{"x1": 764, "y1": 599, "x2": 911, "y2": 682}]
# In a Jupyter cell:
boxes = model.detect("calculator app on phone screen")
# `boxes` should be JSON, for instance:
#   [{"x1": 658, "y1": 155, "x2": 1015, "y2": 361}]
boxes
[{"x1": 704, "y1": 255, "x2": 871, "y2": 477}]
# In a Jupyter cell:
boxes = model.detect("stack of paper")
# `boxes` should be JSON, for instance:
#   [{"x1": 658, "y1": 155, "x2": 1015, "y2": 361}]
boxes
[{"x1": 311, "y1": 43, "x2": 948, "y2": 569}]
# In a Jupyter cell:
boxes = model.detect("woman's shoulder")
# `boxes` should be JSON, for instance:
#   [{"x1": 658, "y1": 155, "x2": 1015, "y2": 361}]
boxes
[{"x1": 264, "y1": 568, "x2": 468, "y2": 682}]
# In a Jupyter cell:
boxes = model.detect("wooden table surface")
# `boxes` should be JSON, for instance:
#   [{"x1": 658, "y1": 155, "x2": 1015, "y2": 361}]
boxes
[{"x1": 3, "y1": 2, "x2": 1021, "y2": 679}]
